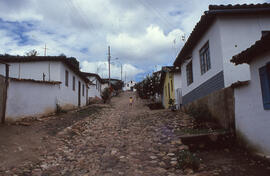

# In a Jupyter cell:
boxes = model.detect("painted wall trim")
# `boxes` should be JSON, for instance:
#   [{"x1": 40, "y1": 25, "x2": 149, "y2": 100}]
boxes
[{"x1": 183, "y1": 71, "x2": 225, "y2": 105}]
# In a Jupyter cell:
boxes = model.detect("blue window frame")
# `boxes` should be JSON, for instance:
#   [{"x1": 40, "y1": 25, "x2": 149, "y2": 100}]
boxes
[{"x1": 259, "y1": 63, "x2": 270, "y2": 110}]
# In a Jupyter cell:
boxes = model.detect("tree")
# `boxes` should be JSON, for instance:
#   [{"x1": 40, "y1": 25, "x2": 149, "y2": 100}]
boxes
[
  {"x1": 59, "y1": 53, "x2": 66, "y2": 57},
  {"x1": 25, "y1": 49, "x2": 38, "y2": 56},
  {"x1": 135, "y1": 71, "x2": 162, "y2": 99}
]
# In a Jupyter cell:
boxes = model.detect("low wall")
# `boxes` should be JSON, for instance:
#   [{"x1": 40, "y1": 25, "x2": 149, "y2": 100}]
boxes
[
  {"x1": 183, "y1": 87, "x2": 235, "y2": 130},
  {"x1": 6, "y1": 80, "x2": 60, "y2": 120}
]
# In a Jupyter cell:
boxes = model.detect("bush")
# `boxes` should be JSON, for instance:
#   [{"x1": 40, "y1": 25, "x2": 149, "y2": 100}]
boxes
[
  {"x1": 177, "y1": 150, "x2": 201, "y2": 171},
  {"x1": 56, "y1": 104, "x2": 67, "y2": 114},
  {"x1": 101, "y1": 88, "x2": 110, "y2": 103}
]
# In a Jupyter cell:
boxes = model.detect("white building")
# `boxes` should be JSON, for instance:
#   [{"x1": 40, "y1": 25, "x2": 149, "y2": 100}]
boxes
[
  {"x1": 124, "y1": 80, "x2": 136, "y2": 91},
  {"x1": 101, "y1": 80, "x2": 109, "y2": 92},
  {"x1": 231, "y1": 34, "x2": 270, "y2": 156},
  {"x1": 174, "y1": 71, "x2": 182, "y2": 109},
  {"x1": 0, "y1": 56, "x2": 89, "y2": 120},
  {"x1": 82, "y1": 72, "x2": 102, "y2": 99},
  {"x1": 173, "y1": 4, "x2": 270, "y2": 105}
]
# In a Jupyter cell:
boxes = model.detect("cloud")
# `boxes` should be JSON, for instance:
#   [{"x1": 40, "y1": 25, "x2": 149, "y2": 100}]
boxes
[
  {"x1": 0, "y1": 0, "x2": 268, "y2": 82},
  {"x1": 81, "y1": 60, "x2": 144, "y2": 81},
  {"x1": 107, "y1": 25, "x2": 184, "y2": 67}
]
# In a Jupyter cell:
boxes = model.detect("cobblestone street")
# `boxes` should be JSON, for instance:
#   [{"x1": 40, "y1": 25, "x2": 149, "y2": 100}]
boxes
[{"x1": 1, "y1": 92, "x2": 270, "y2": 176}]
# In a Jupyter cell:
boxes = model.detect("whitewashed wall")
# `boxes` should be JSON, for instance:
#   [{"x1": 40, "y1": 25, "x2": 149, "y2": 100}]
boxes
[
  {"x1": 101, "y1": 83, "x2": 109, "y2": 92},
  {"x1": 234, "y1": 52, "x2": 270, "y2": 156},
  {"x1": 87, "y1": 76, "x2": 101, "y2": 98},
  {"x1": 124, "y1": 81, "x2": 136, "y2": 91},
  {"x1": 219, "y1": 15, "x2": 270, "y2": 87},
  {"x1": 181, "y1": 19, "x2": 224, "y2": 96},
  {"x1": 0, "y1": 61, "x2": 61, "y2": 81},
  {"x1": 6, "y1": 80, "x2": 60, "y2": 120},
  {"x1": 58, "y1": 63, "x2": 87, "y2": 108},
  {"x1": 1, "y1": 61, "x2": 88, "y2": 109},
  {"x1": 173, "y1": 72, "x2": 182, "y2": 109}
]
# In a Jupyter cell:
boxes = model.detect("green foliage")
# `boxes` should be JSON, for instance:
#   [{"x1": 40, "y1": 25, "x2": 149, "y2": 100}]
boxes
[
  {"x1": 101, "y1": 87, "x2": 110, "y2": 103},
  {"x1": 168, "y1": 98, "x2": 175, "y2": 106},
  {"x1": 111, "y1": 80, "x2": 124, "y2": 91},
  {"x1": 185, "y1": 104, "x2": 214, "y2": 123},
  {"x1": 56, "y1": 104, "x2": 67, "y2": 114},
  {"x1": 135, "y1": 72, "x2": 161, "y2": 99},
  {"x1": 25, "y1": 49, "x2": 38, "y2": 56},
  {"x1": 177, "y1": 150, "x2": 201, "y2": 170}
]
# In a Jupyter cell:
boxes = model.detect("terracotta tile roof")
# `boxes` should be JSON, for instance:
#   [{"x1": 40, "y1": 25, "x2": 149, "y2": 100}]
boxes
[
  {"x1": 174, "y1": 3, "x2": 270, "y2": 66},
  {"x1": 231, "y1": 33, "x2": 270, "y2": 65},
  {"x1": 0, "y1": 56, "x2": 89, "y2": 83},
  {"x1": 209, "y1": 3, "x2": 270, "y2": 10},
  {"x1": 9, "y1": 77, "x2": 61, "y2": 85},
  {"x1": 81, "y1": 72, "x2": 102, "y2": 83}
]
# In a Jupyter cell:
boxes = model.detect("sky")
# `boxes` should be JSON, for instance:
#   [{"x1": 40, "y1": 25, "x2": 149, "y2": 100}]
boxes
[{"x1": 0, "y1": 0, "x2": 269, "y2": 82}]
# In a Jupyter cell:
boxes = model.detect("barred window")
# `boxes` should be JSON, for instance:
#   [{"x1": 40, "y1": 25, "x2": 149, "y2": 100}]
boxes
[
  {"x1": 186, "y1": 61, "x2": 193, "y2": 86},
  {"x1": 200, "y1": 42, "x2": 211, "y2": 75}
]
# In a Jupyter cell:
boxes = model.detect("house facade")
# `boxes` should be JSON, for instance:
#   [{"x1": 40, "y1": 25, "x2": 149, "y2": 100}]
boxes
[
  {"x1": 161, "y1": 67, "x2": 181, "y2": 109},
  {"x1": 174, "y1": 4, "x2": 270, "y2": 105},
  {"x1": 231, "y1": 34, "x2": 270, "y2": 156},
  {"x1": 174, "y1": 71, "x2": 182, "y2": 109},
  {"x1": 124, "y1": 80, "x2": 136, "y2": 91},
  {"x1": 0, "y1": 56, "x2": 88, "y2": 120},
  {"x1": 82, "y1": 72, "x2": 102, "y2": 99}
]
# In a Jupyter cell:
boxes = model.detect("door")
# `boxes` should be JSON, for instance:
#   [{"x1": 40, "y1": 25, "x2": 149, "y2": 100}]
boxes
[{"x1": 78, "y1": 81, "x2": 81, "y2": 107}]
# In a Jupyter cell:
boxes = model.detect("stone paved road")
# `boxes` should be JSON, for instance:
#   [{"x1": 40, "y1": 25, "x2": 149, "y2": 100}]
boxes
[
  {"x1": 1, "y1": 92, "x2": 270, "y2": 176},
  {"x1": 37, "y1": 92, "x2": 188, "y2": 176}
]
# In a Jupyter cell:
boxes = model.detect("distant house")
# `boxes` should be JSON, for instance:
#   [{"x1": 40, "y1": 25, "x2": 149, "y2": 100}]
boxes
[
  {"x1": 0, "y1": 56, "x2": 89, "y2": 120},
  {"x1": 173, "y1": 3, "x2": 270, "y2": 105},
  {"x1": 160, "y1": 66, "x2": 181, "y2": 109},
  {"x1": 124, "y1": 80, "x2": 136, "y2": 91},
  {"x1": 101, "y1": 79, "x2": 109, "y2": 92},
  {"x1": 231, "y1": 33, "x2": 270, "y2": 156},
  {"x1": 81, "y1": 72, "x2": 102, "y2": 100}
]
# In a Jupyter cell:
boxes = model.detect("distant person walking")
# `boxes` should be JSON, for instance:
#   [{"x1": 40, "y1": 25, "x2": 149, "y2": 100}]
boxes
[{"x1": 129, "y1": 96, "x2": 133, "y2": 107}]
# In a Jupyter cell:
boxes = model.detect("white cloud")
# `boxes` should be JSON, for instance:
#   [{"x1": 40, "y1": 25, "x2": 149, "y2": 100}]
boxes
[
  {"x1": 0, "y1": 0, "x2": 268, "y2": 81},
  {"x1": 81, "y1": 60, "x2": 144, "y2": 82}
]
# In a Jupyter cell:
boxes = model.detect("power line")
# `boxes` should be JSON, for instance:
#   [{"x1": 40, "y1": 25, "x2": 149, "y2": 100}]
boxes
[
  {"x1": 65, "y1": 0, "x2": 103, "y2": 40},
  {"x1": 136, "y1": 0, "x2": 175, "y2": 30}
]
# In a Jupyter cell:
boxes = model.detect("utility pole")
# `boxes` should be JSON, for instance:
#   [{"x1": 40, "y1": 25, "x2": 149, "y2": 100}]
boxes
[
  {"x1": 121, "y1": 64, "x2": 123, "y2": 81},
  {"x1": 125, "y1": 71, "x2": 126, "y2": 83},
  {"x1": 108, "y1": 46, "x2": 111, "y2": 88},
  {"x1": 44, "y1": 44, "x2": 48, "y2": 56}
]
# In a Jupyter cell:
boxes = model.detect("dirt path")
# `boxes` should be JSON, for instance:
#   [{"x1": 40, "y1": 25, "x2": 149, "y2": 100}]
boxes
[{"x1": 0, "y1": 92, "x2": 270, "y2": 176}]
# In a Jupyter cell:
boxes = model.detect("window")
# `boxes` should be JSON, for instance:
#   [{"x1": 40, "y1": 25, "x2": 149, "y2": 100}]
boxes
[
  {"x1": 186, "y1": 61, "x2": 193, "y2": 86},
  {"x1": 82, "y1": 84, "x2": 85, "y2": 96},
  {"x1": 259, "y1": 63, "x2": 270, "y2": 110},
  {"x1": 127, "y1": 84, "x2": 129, "y2": 87},
  {"x1": 200, "y1": 42, "x2": 211, "y2": 74},
  {"x1": 65, "y1": 70, "x2": 69, "y2": 87},
  {"x1": 73, "y1": 76, "x2": 75, "y2": 91}
]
